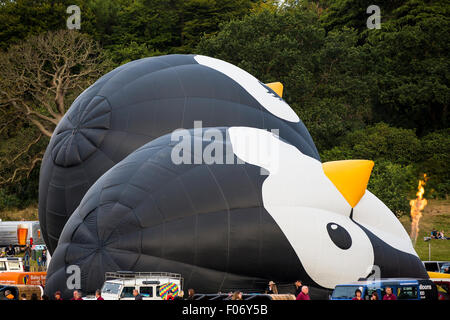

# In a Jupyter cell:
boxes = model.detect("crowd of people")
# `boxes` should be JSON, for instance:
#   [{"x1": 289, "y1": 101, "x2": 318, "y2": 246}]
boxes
[
  {"x1": 0, "y1": 243, "x2": 47, "y2": 271},
  {"x1": 352, "y1": 287, "x2": 397, "y2": 301},
  {"x1": 2, "y1": 278, "x2": 419, "y2": 301}
]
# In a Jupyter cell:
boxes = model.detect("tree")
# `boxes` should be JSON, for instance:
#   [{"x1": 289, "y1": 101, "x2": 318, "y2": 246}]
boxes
[
  {"x1": 417, "y1": 129, "x2": 450, "y2": 198},
  {"x1": 0, "y1": 30, "x2": 108, "y2": 138},
  {"x1": 322, "y1": 0, "x2": 450, "y2": 134},
  {"x1": 197, "y1": 3, "x2": 373, "y2": 150},
  {"x1": 92, "y1": 0, "x2": 262, "y2": 64},
  {"x1": 365, "y1": 1, "x2": 449, "y2": 134},
  {"x1": 320, "y1": 123, "x2": 421, "y2": 165},
  {"x1": 0, "y1": 30, "x2": 110, "y2": 185},
  {"x1": 0, "y1": 0, "x2": 74, "y2": 49},
  {"x1": 367, "y1": 161, "x2": 417, "y2": 217}
]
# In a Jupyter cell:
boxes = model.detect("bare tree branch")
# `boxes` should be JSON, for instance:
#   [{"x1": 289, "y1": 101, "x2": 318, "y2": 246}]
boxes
[
  {"x1": 0, "y1": 30, "x2": 111, "y2": 185},
  {"x1": 0, "y1": 30, "x2": 109, "y2": 137}
]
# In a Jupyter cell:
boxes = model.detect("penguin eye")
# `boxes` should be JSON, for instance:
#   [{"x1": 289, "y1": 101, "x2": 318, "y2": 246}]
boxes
[{"x1": 327, "y1": 223, "x2": 352, "y2": 250}]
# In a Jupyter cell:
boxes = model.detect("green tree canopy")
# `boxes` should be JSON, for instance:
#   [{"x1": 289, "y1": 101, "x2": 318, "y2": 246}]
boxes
[{"x1": 197, "y1": 4, "x2": 374, "y2": 150}]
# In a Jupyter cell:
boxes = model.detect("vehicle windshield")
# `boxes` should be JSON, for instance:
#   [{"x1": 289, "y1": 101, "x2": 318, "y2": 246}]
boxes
[
  {"x1": 440, "y1": 264, "x2": 450, "y2": 273},
  {"x1": 424, "y1": 262, "x2": 438, "y2": 272},
  {"x1": 332, "y1": 286, "x2": 363, "y2": 299},
  {"x1": 8, "y1": 261, "x2": 21, "y2": 271},
  {"x1": 102, "y1": 282, "x2": 121, "y2": 295}
]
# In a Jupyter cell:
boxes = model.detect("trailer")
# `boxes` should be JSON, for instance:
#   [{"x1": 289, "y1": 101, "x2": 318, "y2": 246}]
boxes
[{"x1": 0, "y1": 220, "x2": 44, "y2": 247}]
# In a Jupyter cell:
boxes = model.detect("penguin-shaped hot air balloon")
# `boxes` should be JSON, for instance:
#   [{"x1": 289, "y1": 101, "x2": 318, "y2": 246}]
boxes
[
  {"x1": 41, "y1": 55, "x2": 428, "y2": 299},
  {"x1": 39, "y1": 54, "x2": 318, "y2": 254}
]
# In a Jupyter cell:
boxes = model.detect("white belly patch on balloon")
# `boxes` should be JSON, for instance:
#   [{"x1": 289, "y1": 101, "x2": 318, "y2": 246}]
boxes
[
  {"x1": 228, "y1": 126, "x2": 416, "y2": 289},
  {"x1": 194, "y1": 55, "x2": 300, "y2": 123}
]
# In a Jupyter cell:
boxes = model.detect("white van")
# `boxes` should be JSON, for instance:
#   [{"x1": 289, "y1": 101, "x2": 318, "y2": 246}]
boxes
[
  {"x1": 0, "y1": 257, "x2": 24, "y2": 273},
  {"x1": 100, "y1": 271, "x2": 183, "y2": 300}
]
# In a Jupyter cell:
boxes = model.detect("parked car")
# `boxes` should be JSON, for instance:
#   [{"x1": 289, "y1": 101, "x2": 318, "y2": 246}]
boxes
[
  {"x1": 100, "y1": 271, "x2": 183, "y2": 300},
  {"x1": 331, "y1": 279, "x2": 438, "y2": 300}
]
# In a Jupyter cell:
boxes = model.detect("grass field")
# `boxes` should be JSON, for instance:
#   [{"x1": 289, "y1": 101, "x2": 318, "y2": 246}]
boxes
[
  {"x1": 0, "y1": 205, "x2": 38, "y2": 221},
  {"x1": 400, "y1": 199, "x2": 450, "y2": 261}
]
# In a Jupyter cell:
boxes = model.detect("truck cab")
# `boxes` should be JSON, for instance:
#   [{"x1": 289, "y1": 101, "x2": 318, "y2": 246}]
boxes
[{"x1": 100, "y1": 271, "x2": 183, "y2": 300}]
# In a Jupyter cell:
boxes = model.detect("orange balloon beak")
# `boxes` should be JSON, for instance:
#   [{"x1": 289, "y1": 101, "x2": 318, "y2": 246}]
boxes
[
  {"x1": 265, "y1": 82, "x2": 284, "y2": 97},
  {"x1": 323, "y1": 160, "x2": 374, "y2": 208}
]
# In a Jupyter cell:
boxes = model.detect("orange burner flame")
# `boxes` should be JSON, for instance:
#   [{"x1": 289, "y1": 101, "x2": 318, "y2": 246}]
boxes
[{"x1": 410, "y1": 174, "x2": 428, "y2": 245}]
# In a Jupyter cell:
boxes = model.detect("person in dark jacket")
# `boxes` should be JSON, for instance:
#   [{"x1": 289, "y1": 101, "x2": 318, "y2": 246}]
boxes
[
  {"x1": 41, "y1": 249, "x2": 47, "y2": 269},
  {"x1": 294, "y1": 280, "x2": 303, "y2": 297},
  {"x1": 186, "y1": 288, "x2": 195, "y2": 300},
  {"x1": 5, "y1": 245, "x2": 15, "y2": 256},
  {"x1": 266, "y1": 281, "x2": 278, "y2": 294},
  {"x1": 23, "y1": 244, "x2": 32, "y2": 271},
  {"x1": 133, "y1": 289, "x2": 143, "y2": 300},
  {"x1": 174, "y1": 290, "x2": 184, "y2": 300}
]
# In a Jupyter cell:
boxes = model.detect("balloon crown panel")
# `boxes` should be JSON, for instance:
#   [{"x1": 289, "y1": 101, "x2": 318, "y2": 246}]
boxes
[
  {"x1": 39, "y1": 54, "x2": 319, "y2": 254},
  {"x1": 40, "y1": 55, "x2": 427, "y2": 298}
]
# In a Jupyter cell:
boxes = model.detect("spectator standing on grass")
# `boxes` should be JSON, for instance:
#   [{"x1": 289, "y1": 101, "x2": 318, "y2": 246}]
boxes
[
  {"x1": 352, "y1": 289, "x2": 363, "y2": 300},
  {"x1": 41, "y1": 250, "x2": 47, "y2": 269},
  {"x1": 294, "y1": 280, "x2": 303, "y2": 297},
  {"x1": 187, "y1": 288, "x2": 195, "y2": 300},
  {"x1": 95, "y1": 289, "x2": 104, "y2": 300},
  {"x1": 383, "y1": 287, "x2": 397, "y2": 300},
  {"x1": 296, "y1": 286, "x2": 311, "y2": 300},
  {"x1": 37, "y1": 256, "x2": 42, "y2": 271},
  {"x1": 133, "y1": 289, "x2": 143, "y2": 300},
  {"x1": 23, "y1": 244, "x2": 31, "y2": 271}
]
